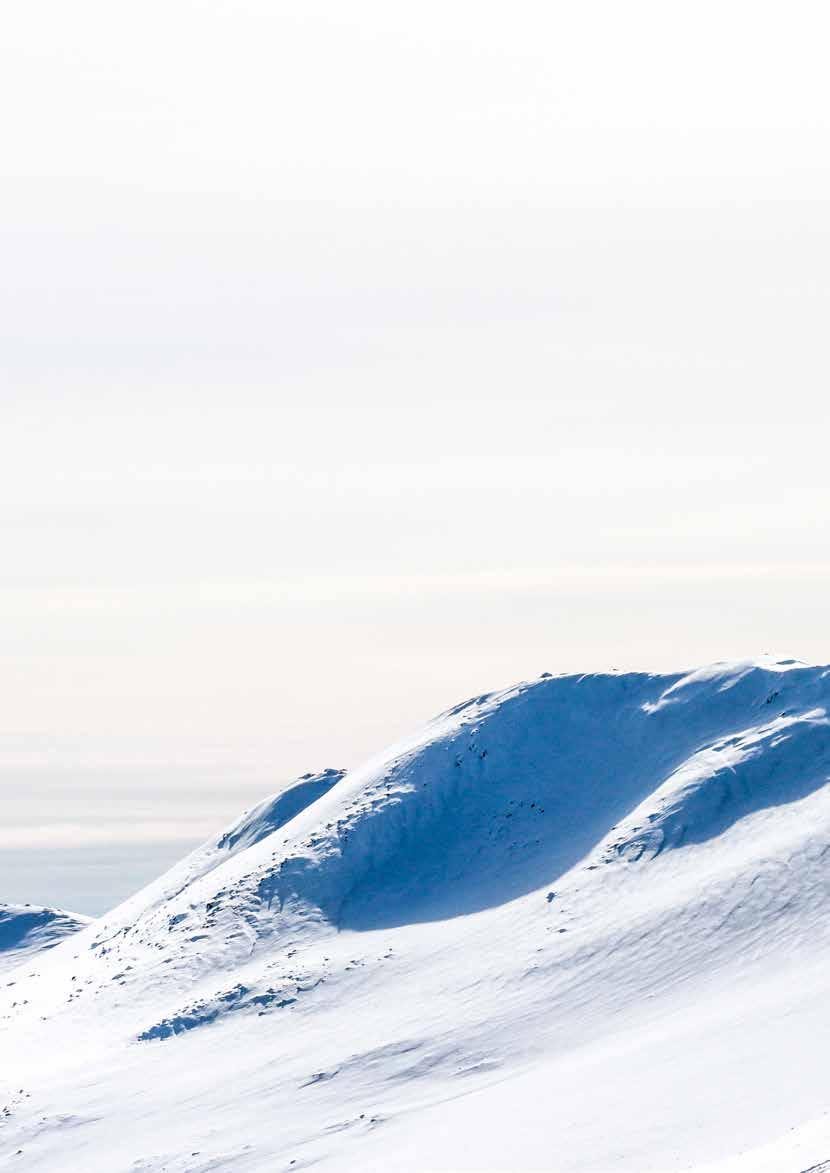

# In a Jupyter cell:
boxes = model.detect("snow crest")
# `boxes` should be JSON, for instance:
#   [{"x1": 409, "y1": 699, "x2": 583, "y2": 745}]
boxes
[{"x1": 4, "y1": 659, "x2": 830, "y2": 1172}]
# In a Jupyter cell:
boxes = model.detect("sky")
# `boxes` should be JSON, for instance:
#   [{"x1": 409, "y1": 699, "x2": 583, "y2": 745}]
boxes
[{"x1": 3, "y1": 1, "x2": 830, "y2": 913}]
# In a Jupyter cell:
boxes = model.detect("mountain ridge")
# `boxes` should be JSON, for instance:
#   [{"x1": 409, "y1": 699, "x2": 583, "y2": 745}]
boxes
[{"x1": 3, "y1": 656, "x2": 830, "y2": 1171}]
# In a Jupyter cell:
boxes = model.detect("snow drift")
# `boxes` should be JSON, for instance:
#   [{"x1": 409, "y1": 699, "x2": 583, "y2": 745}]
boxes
[{"x1": 3, "y1": 658, "x2": 830, "y2": 1171}]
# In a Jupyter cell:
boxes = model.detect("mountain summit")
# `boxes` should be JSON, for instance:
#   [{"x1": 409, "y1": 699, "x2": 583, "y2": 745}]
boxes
[{"x1": 3, "y1": 658, "x2": 830, "y2": 1171}]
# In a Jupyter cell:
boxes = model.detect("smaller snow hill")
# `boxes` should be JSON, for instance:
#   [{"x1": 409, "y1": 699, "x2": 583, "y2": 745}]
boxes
[
  {"x1": 103, "y1": 766, "x2": 347, "y2": 925},
  {"x1": 0, "y1": 905, "x2": 89, "y2": 975},
  {"x1": 5, "y1": 658, "x2": 830, "y2": 1172}
]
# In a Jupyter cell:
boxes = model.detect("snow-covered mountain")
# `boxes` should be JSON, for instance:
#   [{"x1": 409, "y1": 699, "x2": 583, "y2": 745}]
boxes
[
  {"x1": 3, "y1": 658, "x2": 830, "y2": 1171},
  {"x1": 0, "y1": 905, "x2": 89, "y2": 976}
]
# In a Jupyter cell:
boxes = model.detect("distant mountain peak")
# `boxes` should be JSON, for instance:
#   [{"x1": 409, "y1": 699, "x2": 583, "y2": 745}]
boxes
[{"x1": 0, "y1": 903, "x2": 90, "y2": 975}]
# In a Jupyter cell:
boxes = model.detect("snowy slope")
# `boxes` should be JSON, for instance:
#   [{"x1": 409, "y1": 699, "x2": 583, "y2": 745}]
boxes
[
  {"x1": 0, "y1": 905, "x2": 89, "y2": 976},
  {"x1": 3, "y1": 658, "x2": 830, "y2": 1171}
]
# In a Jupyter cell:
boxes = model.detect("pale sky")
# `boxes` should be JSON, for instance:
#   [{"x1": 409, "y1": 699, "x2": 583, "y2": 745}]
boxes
[{"x1": 3, "y1": 1, "x2": 830, "y2": 912}]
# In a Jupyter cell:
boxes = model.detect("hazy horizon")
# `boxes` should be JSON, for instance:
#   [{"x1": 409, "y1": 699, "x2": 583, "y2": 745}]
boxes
[{"x1": 4, "y1": 0, "x2": 830, "y2": 912}]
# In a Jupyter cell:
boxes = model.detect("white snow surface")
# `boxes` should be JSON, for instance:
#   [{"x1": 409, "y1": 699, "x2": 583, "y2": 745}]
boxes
[{"x1": 3, "y1": 658, "x2": 830, "y2": 1171}]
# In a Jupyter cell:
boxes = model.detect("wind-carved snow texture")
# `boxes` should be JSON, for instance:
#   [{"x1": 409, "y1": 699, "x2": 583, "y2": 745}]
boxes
[{"x1": 4, "y1": 658, "x2": 830, "y2": 1172}]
